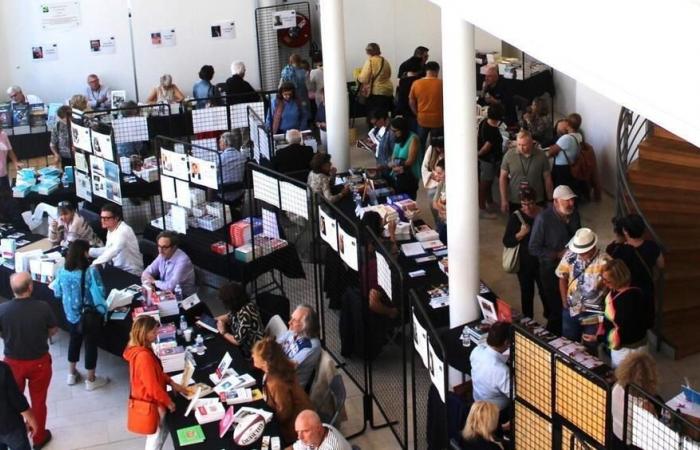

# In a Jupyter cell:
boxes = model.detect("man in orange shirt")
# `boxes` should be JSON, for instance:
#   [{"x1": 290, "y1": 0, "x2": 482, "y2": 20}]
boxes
[{"x1": 409, "y1": 61, "x2": 443, "y2": 148}]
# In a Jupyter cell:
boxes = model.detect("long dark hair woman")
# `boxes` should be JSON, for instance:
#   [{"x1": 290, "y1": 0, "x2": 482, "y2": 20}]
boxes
[
  {"x1": 215, "y1": 282, "x2": 263, "y2": 356},
  {"x1": 390, "y1": 116, "x2": 422, "y2": 200},
  {"x1": 267, "y1": 82, "x2": 308, "y2": 134},
  {"x1": 52, "y1": 239, "x2": 109, "y2": 390}
]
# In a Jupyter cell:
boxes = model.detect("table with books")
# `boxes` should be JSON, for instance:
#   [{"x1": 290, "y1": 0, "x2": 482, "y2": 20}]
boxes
[{"x1": 161, "y1": 318, "x2": 282, "y2": 449}]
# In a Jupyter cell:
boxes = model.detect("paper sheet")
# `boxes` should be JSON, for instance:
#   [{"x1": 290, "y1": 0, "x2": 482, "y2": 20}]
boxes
[
  {"x1": 91, "y1": 173, "x2": 107, "y2": 200},
  {"x1": 188, "y1": 155, "x2": 218, "y2": 190},
  {"x1": 170, "y1": 205, "x2": 187, "y2": 234},
  {"x1": 262, "y1": 208, "x2": 280, "y2": 239},
  {"x1": 272, "y1": 10, "x2": 296, "y2": 29},
  {"x1": 252, "y1": 170, "x2": 280, "y2": 208},
  {"x1": 192, "y1": 106, "x2": 228, "y2": 133},
  {"x1": 376, "y1": 250, "x2": 392, "y2": 301},
  {"x1": 91, "y1": 129, "x2": 114, "y2": 161},
  {"x1": 113, "y1": 116, "x2": 148, "y2": 144},
  {"x1": 74, "y1": 151, "x2": 88, "y2": 172},
  {"x1": 230, "y1": 102, "x2": 264, "y2": 128},
  {"x1": 428, "y1": 342, "x2": 446, "y2": 402},
  {"x1": 160, "y1": 148, "x2": 189, "y2": 181},
  {"x1": 318, "y1": 207, "x2": 338, "y2": 251},
  {"x1": 75, "y1": 170, "x2": 92, "y2": 201},
  {"x1": 412, "y1": 311, "x2": 429, "y2": 368},
  {"x1": 175, "y1": 179, "x2": 191, "y2": 208},
  {"x1": 104, "y1": 159, "x2": 120, "y2": 183},
  {"x1": 210, "y1": 21, "x2": 236, "y2": 39},
  {"x1": 71, "y1": 123, "x2": 91, "y2": 152},
  {"x1": 258, "y1": 131, "x2": 271, "y2": 160},
  {"x1": 279, "y1": 181, "x2": 308, "y2": 219},
  {"x1": 337, "y1": 225, "x2": 358, "y2": 271},
  {"x1": 161, "y1": 175, "x2": 177, "y2": 205}
]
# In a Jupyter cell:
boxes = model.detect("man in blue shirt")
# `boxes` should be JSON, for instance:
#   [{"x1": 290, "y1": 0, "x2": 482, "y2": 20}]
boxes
[
  {"x1": 470, "y1": 321, "x2": 512, "y2": 424},
  {"x1": 217, "y1": 132, "x2": 247, "y2": 204},
  {"x1": 277, "y1": 305, "x2": 321, "y2": 388},
  {"x1": 84, "y1": 74, "x2": 111, "y2": 110}
]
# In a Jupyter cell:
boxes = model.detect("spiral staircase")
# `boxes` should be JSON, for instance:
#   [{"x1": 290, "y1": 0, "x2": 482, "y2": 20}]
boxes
[{"x1": 617, "y1": 108, "x2": 700, "y2": 359}]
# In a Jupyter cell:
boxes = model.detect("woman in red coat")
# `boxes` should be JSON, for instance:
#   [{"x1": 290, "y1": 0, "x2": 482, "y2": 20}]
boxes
[{"x1": 124, "y1": 316, "x2": 188, "y2": 450}]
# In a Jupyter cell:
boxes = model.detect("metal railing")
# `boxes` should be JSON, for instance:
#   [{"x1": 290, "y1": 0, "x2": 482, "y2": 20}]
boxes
[{"x1": 615, "y1": 106, "x2": 666, "y2": 350}]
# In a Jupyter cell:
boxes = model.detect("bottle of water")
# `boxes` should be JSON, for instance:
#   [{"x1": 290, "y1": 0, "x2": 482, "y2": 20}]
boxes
[
  {"x1": 174, "y1": 284, "x2": 183, "y2": 302},
  {"x1": 195, "y1": 334, "x2": 205, "y2": 355},
  {"x1": 178, "y1": 314, "x2": 187, "y2": 335}
]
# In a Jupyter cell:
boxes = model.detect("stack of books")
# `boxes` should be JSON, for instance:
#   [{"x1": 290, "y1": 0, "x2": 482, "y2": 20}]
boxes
[
  {"x1": 132, "y1": 304, "x2": 160, "y2": 321},
  {"x1": 219, "y1": 387, "x2": 254, "y2": 405},
  {"x1": 427, "y1": 284, "x2": 449, "y2": 309},
  {"x1": 157, "y1": 346, "x2": 186, "y2": 373},
  {"x1": 194, "y1": 401, "x2": 225, "y2": 424},
  {"x1": 156, "y1": 323, "x2": 178, "y2": 349},
  {"x1": 465, "y1": 322, "x2": 491, "y2": 345},
  {"x1": 438, "y1": 258, "x2": 448, "y2": 275}
]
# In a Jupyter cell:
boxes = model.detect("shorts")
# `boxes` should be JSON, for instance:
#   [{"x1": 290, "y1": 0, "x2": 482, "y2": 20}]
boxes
[{"x1": 479, "y1": 159, "x2": 498, "y2": 181}]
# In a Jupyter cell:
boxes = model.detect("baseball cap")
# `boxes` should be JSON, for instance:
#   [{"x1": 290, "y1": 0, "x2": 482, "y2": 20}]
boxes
[{"x1": 553, "y1": 185, "x2": 577, "y2": 200}]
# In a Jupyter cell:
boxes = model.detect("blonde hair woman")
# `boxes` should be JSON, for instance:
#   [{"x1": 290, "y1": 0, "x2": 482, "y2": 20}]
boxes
[
  {"x1": 146, "y1": 74, "x2": 185, "y2": 104},
  {"x1": 460, "y1": 401, "x2": 503, "y2": 449}
]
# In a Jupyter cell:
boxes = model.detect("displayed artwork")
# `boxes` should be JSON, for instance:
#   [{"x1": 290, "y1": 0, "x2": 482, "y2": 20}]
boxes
[
  {"x1": 32, "y1": 44, "x2": 58, "y2": 61},
  {"x1": 91, "y1": 129, "x2": 113, "y2": 161},
  {"x1": 151, "y1": 29, "x2": 176, "y2": 47},
  {"x1": 75, "y1": 170, "x2": 92, "y2": 202},
  {"x1": 412, "y1": 311, "x2": 428, "y2": 368},
  {"x1": 337, "y1": 225, "x2": 358, "y2": 271},
  {"x1": 376, "y1": 251, "x2": 392, "y2": 301},
  {"x1": 210, "y1": 21, "x2": 236, "y2": 39},
  {"x1": 74, "y1": 151, "x2": 88, "y2": 172},
  {"x1": 71, "y1": 123, "x2": 90, "y2": 152},
  {"x1": 90, "y1": 36, "x2": 116, "y2": 54},
  {"x1": 428, "y1": 342, "x2": 446, "y2": 402},
  {"x1": 40, "y1": 1, "x2": 81, "y2": 31},
  {"x1": 318, "y1": 207, "x2": 338, "y2": 252}
]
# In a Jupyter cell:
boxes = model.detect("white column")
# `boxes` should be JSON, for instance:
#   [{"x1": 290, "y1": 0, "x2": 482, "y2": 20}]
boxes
[
  {"x1": 319, "y1": 0, "x2": 350, "y2": 171},
  {"x1": 442, "y1": 13, "x2": 480, "y2": 327}
]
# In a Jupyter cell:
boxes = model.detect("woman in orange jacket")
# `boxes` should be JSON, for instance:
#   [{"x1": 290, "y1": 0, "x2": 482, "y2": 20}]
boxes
[
  {"x1": 252, "y1": 336, "x2": 315, "y2": 445},
  {"x1": 124, "y1": 316, "x2": 188, "y2": 450}
]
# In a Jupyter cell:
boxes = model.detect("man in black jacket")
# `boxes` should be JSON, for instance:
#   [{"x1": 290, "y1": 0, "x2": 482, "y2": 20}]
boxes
[
  {"x1": 271, "y1": 129, "x2": 314, "y2": 182},
  {"x1": 0, "y1": 360, "x2": 37, "y2": 450},
  {"x1": 224, "y1": 61, "x2": 260, "y2": 104}
]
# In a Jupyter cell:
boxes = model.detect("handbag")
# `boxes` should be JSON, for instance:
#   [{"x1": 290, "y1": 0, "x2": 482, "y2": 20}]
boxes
[
  {"x1": 78, "y1": 269, "x2": 103, "y2": 335},
  {"x1": 126, "y1": 354, "x2": 160, "y2": 435},
  {"x1": 502, "y1": 210, "x2": 526, "y2": 273},
  {"x1": 357, "y1": 57, "x2": 384, "y2": 105}
]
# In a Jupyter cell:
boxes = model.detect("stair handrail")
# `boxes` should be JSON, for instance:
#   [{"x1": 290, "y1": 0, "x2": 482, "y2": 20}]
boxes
[{"x1": 615, "y1": 106, "x2": 666, "y2": 351}]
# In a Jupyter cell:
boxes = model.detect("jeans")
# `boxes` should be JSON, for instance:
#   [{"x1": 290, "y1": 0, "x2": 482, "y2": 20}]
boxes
[
  {"x1": 538, "y1": 259, "x2": 562, "y2": 335},
  {"x1": 0, "y1": 427, "x2": 31, "y2": 450},
  {"x1": 4, "y1": 353, "x2": 52, "y2": 446},
  {"x1": 144, "y1": 408, "x2": 168, "y2": 450},
  {"x1": 68, "y1": 322, "x2": 98, "y2": 370},
  {"x1": 562, "y1": 309, "x2": 601, "y2": 354},
  {"x1": 516, "y1": 256, "x2": 545, "y2": 319}
]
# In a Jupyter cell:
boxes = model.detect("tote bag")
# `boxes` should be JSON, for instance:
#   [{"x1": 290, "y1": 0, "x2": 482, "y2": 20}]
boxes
[{"x1": 502, "y1": 210, "x2": 526, "y2": 273}]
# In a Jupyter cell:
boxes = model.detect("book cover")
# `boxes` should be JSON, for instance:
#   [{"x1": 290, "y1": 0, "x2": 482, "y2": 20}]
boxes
[
  {"x1": 219, "y1": 405, "x2": 236, "y2": 438},
  {"x1": 29, "y1": 104, "x2": 46, "y2": 128},
  {"x1": 176, "y1": 425, "x2": 205, "y2": 446},
  {"x1": 12, "y1": 103, "x2": 30, "y2": 127},
  {"x1": 0, "y1": 103, "x2": 11, "y2": 128}
]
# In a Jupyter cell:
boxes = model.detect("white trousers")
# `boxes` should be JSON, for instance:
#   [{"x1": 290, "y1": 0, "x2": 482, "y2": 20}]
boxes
[
  {"x1": 611, "y1": 345, "x2": 646, "y2": 368},
  {"x1": 144, "y1": 407, "x2": 168, "y2": 450}
]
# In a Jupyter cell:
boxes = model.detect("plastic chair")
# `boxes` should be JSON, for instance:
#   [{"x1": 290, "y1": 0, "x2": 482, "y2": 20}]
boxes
[
  {"x1": 320, "y1": 374, "x2": 346, "y2": 426},
  {"x1": 264, "y1": 314, "x2": 288, "y2": 340}
]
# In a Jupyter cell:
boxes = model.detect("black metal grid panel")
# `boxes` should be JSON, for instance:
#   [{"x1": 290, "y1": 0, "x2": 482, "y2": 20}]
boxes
[
  {"x1": 254, "y1": 2, "x2": 312, "y2": 91},
  {"x1": 623, "y1": 384, "x2": 700, "y2": 450}
]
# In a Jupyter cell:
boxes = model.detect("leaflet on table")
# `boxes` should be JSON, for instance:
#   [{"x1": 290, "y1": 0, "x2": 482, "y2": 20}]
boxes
[
  {"x1": 317, "y1": 207, "x2": 337, "y2": 251},
  {"x1": 160, "y1": 148, "x2": 189, "y2": 180},
  {"x1": 337, "y1": 224, "x2": 358, "y2": 271},
  {"x1": 229, "y1": 102, "x2": 264, "y2": 128},
  {"x1": 400, "y1": 242, "x2": 425, "y2": 257},
  {"x1": 279, "y1": 181, "x2": 308, "y2": 219},
  {"x1": 75, "y1": 171, "x2": 92, "y2": 202},
  {"x1": 91, "y1": 129, "x2": 114, "y2": 161},
  {"x1": 412, "y1": 311, "x2": 429, "y2": 368},
  {"x1": 188, "y1": 155, "x2": 218, "y2": 190},
  {"x1": 427, "y1": 341, "x2": 446, "y2": 402},
  {"x1": 376, "y1": 250, "x2": 392, "y2": 301},
  {"x1": 213, "y1": 373, "x2": 256, "y2": 394},
  {"x1": 170, "y1": 205, "x2": 187, "y2": 234},
  {"x1": 181, "y1": 293, "x2": 201, "y2": 310},
  {"x1": 74, "y1": 151, "x2": 88, "y2": 172},
  {"x1": 71, "y1": 123, "x2": 91, "y2": 152},
  {"x1": 252, "y1": 170, "x2": 280, "y2": 208}
]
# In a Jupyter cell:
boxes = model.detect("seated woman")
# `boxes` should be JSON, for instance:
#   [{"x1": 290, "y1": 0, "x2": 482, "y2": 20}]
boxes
[
  {"x1": 307, "y1": 153, "x2": 349, "y2": 204},
  {"x1": 602, "y1": 259, "x2": 651, "y2": 368},
  {"x1": 389, "y1": 116, "x2": 421, "y2": 200},
  {"x1": 252, "y1": 337, "x2": 315, "y2": 445},
  {"x1": 611, "y1": 352, "x2": 660, "y2": 449},
  {"x1": 215, "y1": 282, "x2": 264, "y2": 357},
  {"x1": 146, "y1": 74, "x2": 185, "y2": 105},
  {"x1": 267, "y1": 82, "x2": 308, "y2": 134},
  {"x1": 49, "y1": 201, "x2": 102, "y2": 247},
  {"x1": 458, "y1": 401, "x2": 504, "y2": 450},
  {"x1": 192, "y1": 64, "x2": 220, "y2": 108}
]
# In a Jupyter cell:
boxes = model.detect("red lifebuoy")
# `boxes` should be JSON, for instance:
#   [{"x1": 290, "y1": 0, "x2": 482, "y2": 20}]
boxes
[{"x1": 278, "y1": 13, "x2": 311, "y2": 48}]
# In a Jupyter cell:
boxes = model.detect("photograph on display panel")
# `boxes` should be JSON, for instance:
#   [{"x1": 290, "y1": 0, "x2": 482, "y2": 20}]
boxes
[
  {"x1": 188, "y1": 155, "x2": 218, "y2": 190},
  {"x1": 71, "y1": 123, "x2": 91, "y2": 152},
  {"x1": 160, "y1": 148, "x2": 189, "y2": 180},
  {"x1": 91, "y1": 129, "x2": 114, "y2": 161}
]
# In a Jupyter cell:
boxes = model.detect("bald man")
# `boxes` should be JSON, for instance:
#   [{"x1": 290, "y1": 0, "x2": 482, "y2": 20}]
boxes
[
  {"x1": 293, "y1": 410, "x2": 351, "y2": 450},
  {"x1": 0, "y1": 272, "x2": 58, "y2": 449},
  {"x1": 477, "y1": 64, "x2": 515, "y2": 124}
]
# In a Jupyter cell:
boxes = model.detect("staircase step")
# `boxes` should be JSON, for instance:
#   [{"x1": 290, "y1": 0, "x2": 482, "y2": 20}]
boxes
[
  {"x1": 628, "y1": 160, "x2": 700, "y2": 191},
  {"x1": 629, "y1": 183, "x2": 700, "y2": 205},
  {"x1": 652, "y1": 125, "x2": 687, "y2": 143},
  {"x1": 662, "y1": 307, "x2": 700, "y2": 359},
  {"x1": 639, "y1": 136, "x2": 700, "y2": 168},
  {"x1": 663, "y1": 281, "x2": 700, "y2": 312}
]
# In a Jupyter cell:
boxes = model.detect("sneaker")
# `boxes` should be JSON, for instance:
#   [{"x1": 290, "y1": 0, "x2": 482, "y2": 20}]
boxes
[
  {"x1": 479, "y1": 210, "x2": 498, "y2": 220},
  {"x1": 85, "y1": 376, "x2": 110, "y2": 391},
  {"x1": 33, "y1": 429, "x2": 52, "y2": 450},
  {"x1": 66, "y1": 371, "x2": 82, "y2": 386}
]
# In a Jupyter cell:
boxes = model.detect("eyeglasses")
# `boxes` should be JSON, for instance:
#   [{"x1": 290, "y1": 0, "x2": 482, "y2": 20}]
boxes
[
  {"x1": 100, "y1": 215, "x2": 115, "y2": 221},
  {"x1": 157, "y1": 244, "x2": 173, "y2": 250}
]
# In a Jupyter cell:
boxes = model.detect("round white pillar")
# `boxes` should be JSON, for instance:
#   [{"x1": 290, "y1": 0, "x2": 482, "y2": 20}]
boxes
[{"x1": 319, "y1": 0, "x2": 350, "y2": 171}]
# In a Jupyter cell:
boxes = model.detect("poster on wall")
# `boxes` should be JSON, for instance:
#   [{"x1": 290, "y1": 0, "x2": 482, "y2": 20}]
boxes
[
  {"x1": 32, "y1": 44, "x2": 58, "y2": 61},
  {"x1": 91, "y1": 129, "x2": 113, "y2": 161},
  {"x1": 272, "y1": 10, "x2": 296, "y2": 29},
  {"x1": 71, "y1": 123, "x2": 90, "y2": 152},
  {"x1": 160, "y1": 148, "x2": 189, "y2": 180},
  {"x1": 40, "y1": 1, "x2": 81, "y2": 31},
  {"x1": 337, "y1": 225, "x2": 358, "y2": 271},
  {"x1": 188, "y1": 155, "x2": 218, "y2": 190},
  {"x1": 75, "y1": 170, "x2": 92, "y2": 202},
  {"x1": 210, "y1": 21, "x2": 236, "y2": 39},
  {"x1": 151, "y1": 29, "x2": 176, "y2": 47},
  {"x1": 90, "y1": 36, "x2": 116, "y2": 54}
]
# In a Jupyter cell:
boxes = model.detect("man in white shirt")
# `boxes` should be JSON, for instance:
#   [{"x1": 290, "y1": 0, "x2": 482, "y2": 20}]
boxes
[
  {"x1": 84, "y1": 74, "x2": 111, "y2": 110},
  {"x1": 277, "y1": 305, "x2": 322, "y2": 388},
  {"x1": 469, "y1": 321, "x2": 512, "y2": 424},
  {"x1": 6, "y1": 85, "x2": 43, "y2": 104},
  {"x1": 89, "y1": 204, "x2": 143, "y2": 275},
  {"x1": 293, "y1": 410, "x2": 351, "y2": 450}
]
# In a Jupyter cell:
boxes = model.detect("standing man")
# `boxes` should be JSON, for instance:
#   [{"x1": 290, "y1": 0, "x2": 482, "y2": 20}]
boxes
[
  {"x1": 556, "y1": 228, "x2": 609, "y2": 353},
  {"x1": 271, "y1": 129, "x2": 315, "y2": 181},
  {"x1": 293, "y1": 409, "x2": 351, "y2": 450},
  {"x1": 409, "y1": 61, "x2": 444, "y2": 148},
  {"x1": 499, "y1": 130, "x2": 553, "y2": 213},
  {"x1": 277, "y1": 305, "x2": 322, "y2": 388},
  {"x1": 477, "y1": 65, "x2": 515, "y2": 124},
  {"x1": 0, "y1": 272, "x2": 58, "y2": 450},
  {"x1": 142, "y1": 231, "x2": 196, "y2": 297},
  {"x1": 89, "y1": 203, "x2": 144, "y2": 276},
  {"x1": 529, "y1": 185, "x2": 581, "y2": 334},
  {"x1": 0, "y1": 360, "x2": 38, "y2": 450},
  {"x1": 397, "y1": 46, "x2": 429, "y2": 79},
  {"x1": 217, "y1": 132, "x2": 247, "y2": 207},
  {"x1": 84, "y1": 74, "x2": 111, "y2": 110}
]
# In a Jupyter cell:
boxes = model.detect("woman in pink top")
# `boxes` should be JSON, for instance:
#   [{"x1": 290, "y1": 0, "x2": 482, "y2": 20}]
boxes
[{"x1": 0, "y1": 130, "x2": 22, "y2": 190}]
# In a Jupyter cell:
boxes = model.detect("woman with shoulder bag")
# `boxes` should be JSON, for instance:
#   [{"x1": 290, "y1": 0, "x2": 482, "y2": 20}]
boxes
[
  {"x1": 52, "y1": 239, "x2": 110, "y2": 390},
  {"x1": 501, "y1": 187, "x2": 545, "y2": 319},
  {"x1": 124, "y1": 316, "x2": 189, "y2": 450},
  {"x1": 358, "y1": 43, "x2": 394, "y2": 115}
]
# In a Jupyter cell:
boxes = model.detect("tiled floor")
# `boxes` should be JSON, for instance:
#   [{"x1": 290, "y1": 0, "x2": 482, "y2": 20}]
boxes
[{"x1": 2, "y1": 143, "x2": 699, "y2": 450}]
